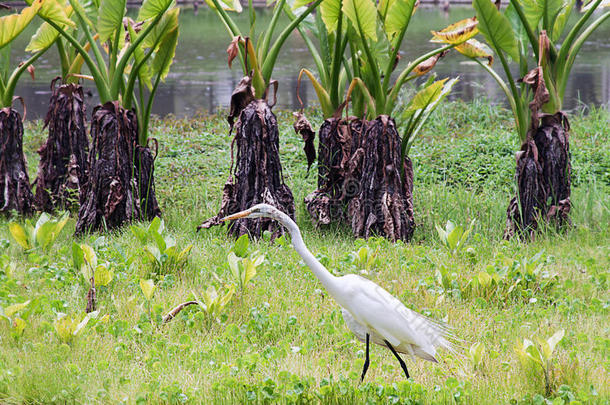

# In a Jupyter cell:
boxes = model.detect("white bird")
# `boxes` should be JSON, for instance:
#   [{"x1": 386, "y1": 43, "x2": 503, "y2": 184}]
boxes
[{"x1": 222, "y1": 203, "x2": 455, "y2": 381}]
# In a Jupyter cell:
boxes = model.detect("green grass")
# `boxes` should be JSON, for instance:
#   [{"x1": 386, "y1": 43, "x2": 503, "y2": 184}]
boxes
[{"x1": 0, "y1": 101, "x2": 608, "y2": 404}]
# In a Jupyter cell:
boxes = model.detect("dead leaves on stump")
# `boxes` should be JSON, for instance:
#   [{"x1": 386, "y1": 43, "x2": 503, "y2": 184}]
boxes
[
  {"x1": 199, "y1": 97, "x2": 295, "y2": 239},
  {"x1": 34, "y1": 81, "x2": 89, "y2": 212},
  {"x1": 0, "y1": 108, "x2": 34, "y2": 215},
  {"x1": 298, "y1": 114, "x2": 415, "y2": 242}
]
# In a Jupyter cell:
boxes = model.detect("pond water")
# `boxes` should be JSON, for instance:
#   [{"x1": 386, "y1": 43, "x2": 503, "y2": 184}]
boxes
[{"x1": 10, "y1": 7, "x2": 610, "y2": 119}]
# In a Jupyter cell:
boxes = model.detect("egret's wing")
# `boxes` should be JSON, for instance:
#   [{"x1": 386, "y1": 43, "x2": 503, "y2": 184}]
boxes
[{"x1": 341, "y1": 274, "x2": 455, "y2": 358}]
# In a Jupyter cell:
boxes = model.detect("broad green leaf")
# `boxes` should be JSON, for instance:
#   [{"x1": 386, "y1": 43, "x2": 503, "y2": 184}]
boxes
[
  {"x1": 455, "y1": 39, "x2": 494, "y2": 65},
  {"x1": 473, "y1": 0, "x2": 519, "y2": 61},
  {"x1": 149, "y1": 216, "x2": 164, "y2": 234},
  {"x1": 385, "y1": 0, "x2": 418, "y2": 41},
  {"x1": 243, "y1": 259, "x2": 257, "y2": 285},
  {"x1": 26, "y1": 5, "x2": 74, "y2": 52},
  {"x1": 138, "y1": 0, "x2": 175, "y2": 21},
  {"x1": 469, "y1": 342, "x2": 485, "y2": 365},
  {"x1": 406, "y1": 78, "x2": 447, "y2": 111},
  {"x1": 127, "y1": 22, "x2": 152, "y2": 90},
  {"x1": 130, "y1": 225, "x2": 148, "y2": 244},
  {"x1": 478, "y1": 271, "x2": 492, "y2": 288},
  {"x1": 545, "y1": 329, "x2": 564, "y2": 357},
  {"x1": 0, "y1": 2, "x2": 41, "y2": 51},
  {"x1": 151, "y1": 24, "x2": 178, "y2": 82},
  {"x1": 552, "y1": 0, "x2": 574, "y2": 41},
  {"x1": 144, "y1": 245, "x2": 161, "y2": 264},
  {"x1": 34, "y1": 0, "x2": 75, "y2": 28},
  {"x1": 72, "y1": 242, "x2": 84, "y2": 270},
  {"x1": 435, "y1": 224, "x2": 448, "y2": 244},
  {"x1": 4, "y1": 300, "x2": 31, "y2": 318},
  {"x1": 204, "y1": 0, "x2": 242, "y2": 12},
  {"x1": 177, "y1": 245, "x2": 193, "y2": 262},
  {"x1": 95, "y1": 265, "x2": 114, "y2": 287},
  {"x1": 140, "y1": 279, "x2": 156, "y2": 301},
  {"x1": 8, "y1": 223, "x2": 31, "y2": 250},
  {"x1": 320, "y1": 0, "x2": 342, "y2": 32},
  {"x1": 343, "y1": 0, "x2": 377, "y2": 40},
  {"x1": 97, "y1": 0, "x2": 126, "y2": 43},
  {"x1": 447, "y1": 225, "x2": 463, "y2": 250},
  {"x1": 430, "y1": 17, "x2": 478, "y2": 44},
  {"x1": 81, "y1": 244, "x2": 97, "y2": 271},
  {"x1": 73, "y1": 310, "x2": 98, "y2": 336},
  {"x1": 54, "y1": 314, "x2": 79, "y2": 343},
  {"x1": 234, "y1": 234, "x2": 250, "y2": 258},
  {"x1": 142, "y1": 7, "x2": 179, "y2": 49},
  {"x1": 227, "y1": 252, "x2": 240, "y2": 279},
  {"x1": 13, "y1": 318, "x2": 26, "y2": 336}
]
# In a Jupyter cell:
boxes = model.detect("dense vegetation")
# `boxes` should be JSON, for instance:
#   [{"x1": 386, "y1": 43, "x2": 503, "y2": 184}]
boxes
[{"x1": 0, "y1": 101, "x2": 607, "y2": 403}]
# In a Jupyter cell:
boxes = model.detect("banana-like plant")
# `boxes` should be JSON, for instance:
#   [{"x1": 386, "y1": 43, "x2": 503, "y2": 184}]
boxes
[
  {"x1": 435, "y1": 0, "x2": 610, "y2": 239},
  {"x1": 0, "y1": 0, "x2": 62, "y2": 216},
  {"x1": 199, "y1": 0, "x2": 321, "y2": 239},
  {"x1": 31, "y1": 0, "x2": 178, "y2": 233},
  {"x1": 336, "y1": 0, "x2": 475, "y2": 242}
]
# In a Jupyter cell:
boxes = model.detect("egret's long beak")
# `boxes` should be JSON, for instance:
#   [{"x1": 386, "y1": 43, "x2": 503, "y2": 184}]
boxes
[{"x1": 220, "y1": 209, "x2": 252, "y2": 222}]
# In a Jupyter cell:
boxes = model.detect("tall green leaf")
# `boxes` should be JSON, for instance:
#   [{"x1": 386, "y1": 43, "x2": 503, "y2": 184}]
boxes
[
  {"x1": 473, "y1": 0, "x2": 519, "y2": 61},
  {"x1": 151, "y1": 25, "x2": 178, "y2": 81},
  {"x1": 384, "y1": 0, "x2": 417, "y2": 40},
  {"x1": 97, "y1": 0, "x2": 126, "y2": 43},
  {"x1": 342, "y1": 0, "x2": 377, "y2": 40}
]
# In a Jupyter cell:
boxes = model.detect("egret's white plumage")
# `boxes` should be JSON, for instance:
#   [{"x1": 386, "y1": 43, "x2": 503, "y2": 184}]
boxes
[{"x1": 222, "y1": 203, "x2": 455, "y2": 380}]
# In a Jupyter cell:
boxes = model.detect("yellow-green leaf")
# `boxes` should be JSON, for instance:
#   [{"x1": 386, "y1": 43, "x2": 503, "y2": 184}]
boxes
[
  {"x1": 8, "y1": 223, "x2": 31, "y2": 250},
  {"x1": 12, "y1": 318, "x2": 26, "y2": 336},
  {"x1": 25, "y1": 4, "x2": 74, "y2": 52},
  {"x1": 54, "y1": 314, "x2": 78, "y2": 344},
  {"x1": 343, "y1": 0, "x2": 377, "y2": 41},
  {"x1": 95, "y1": 265, "x2": 114, "y2": 287},
  {"x1": 407, "y1": 78, "x2": 447, "y2": 111},
  {"x1": 0, "y1": 1, "x2": 41, "y2": 50},
  {"x1": 430, "y1": 17, "x2": 479, "y2": 44},
  {"x1": 4, "y1": 300, "x2": 31, "y2": 318},
  {"x1": 455, "y1": 38, "x2": 494, "y2": 65},
  {"x1": 320, "y1": 0, "x2": 342, "y2": 32},
  {"x1": 140, "y1": 279, "x2": 156, "y2": 301}
]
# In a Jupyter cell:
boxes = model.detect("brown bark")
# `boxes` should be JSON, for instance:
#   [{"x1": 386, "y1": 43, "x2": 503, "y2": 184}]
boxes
[
  {"x1": 199, "y1": 98, "x2": 295, "y2": 239},
  {"x1": 347, "y1": 116, "x2": 415, "y2": 242},
  {"x1": 303, "y1": 117, "x2": 365, "y2": 226},
  {"x1": 34, "y1": 81, "x2": 88, "y2": 212},
  {"x1": 75, "y1": 101, "x2": 140, "y2": 234},
  {"x1": 0, "y1": 108, "x2": 34, "y2": 216}
]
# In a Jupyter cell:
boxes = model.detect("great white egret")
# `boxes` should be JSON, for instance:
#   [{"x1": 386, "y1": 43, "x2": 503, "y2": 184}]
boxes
[{"x1": 222, "y1": 203, "x2": 455, "y2": 381}]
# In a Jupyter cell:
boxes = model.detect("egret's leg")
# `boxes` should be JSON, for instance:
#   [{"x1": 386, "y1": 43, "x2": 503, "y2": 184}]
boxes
[
  {"x1": 360, "y1": 333, "x2": 370, "y2": 382},
  {"x1": 384, "y1": 340, "x2": 410, "y2": 379}
]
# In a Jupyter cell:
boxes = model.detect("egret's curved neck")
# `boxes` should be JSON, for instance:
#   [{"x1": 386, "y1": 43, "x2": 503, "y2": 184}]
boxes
[{"x1": 275, "y1": 212, "x2": 341, "y2": 296}]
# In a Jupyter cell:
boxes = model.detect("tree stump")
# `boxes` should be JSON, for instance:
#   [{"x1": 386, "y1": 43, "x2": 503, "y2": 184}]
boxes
[
  {"x1": 34, "y1": 81, "x2": 88, "y2": 212},
  {"x1": 75, "y1": 102, "x2": 140, "y2": 234},
  {"x1": 347, "y1": 116, "x2": 415, "y2": 242},
  {"x1": 199, "y1": 98, "x2": 295, "y2": 238},
  {"x1": 0, "y1": 107, "x2": 34, "y2": 215}
]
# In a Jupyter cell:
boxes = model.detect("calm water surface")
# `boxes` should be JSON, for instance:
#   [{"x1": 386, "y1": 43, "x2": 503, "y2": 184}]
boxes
[{"x1": 10, "y1": 7, "x2": 610, "y2": 119}]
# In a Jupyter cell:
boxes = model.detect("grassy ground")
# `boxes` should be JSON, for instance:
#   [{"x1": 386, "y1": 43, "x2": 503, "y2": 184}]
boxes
[{"x1": 0, "y1": 101, "x2": 608, "y2": 404}]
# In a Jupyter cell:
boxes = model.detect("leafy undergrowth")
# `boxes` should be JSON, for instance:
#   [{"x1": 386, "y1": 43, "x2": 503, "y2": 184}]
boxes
[{"x1": 0, "y1": 102, "x2": 608, "y2": 404}]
